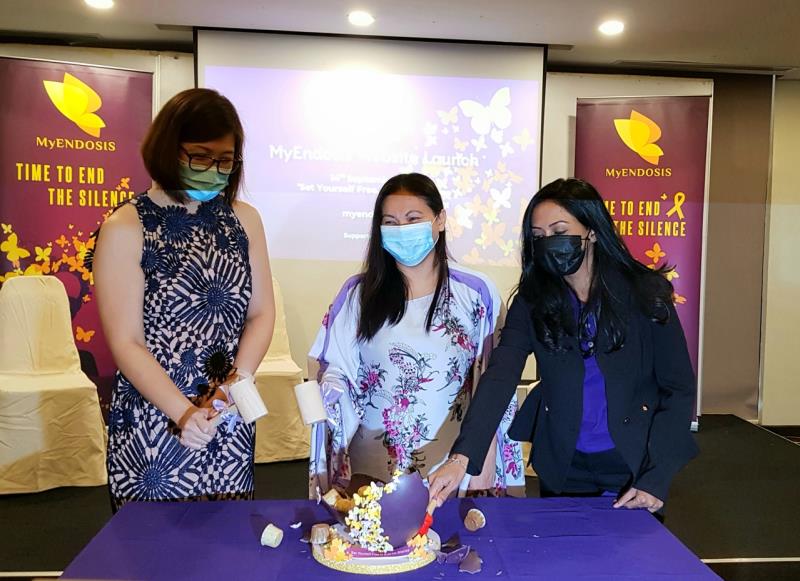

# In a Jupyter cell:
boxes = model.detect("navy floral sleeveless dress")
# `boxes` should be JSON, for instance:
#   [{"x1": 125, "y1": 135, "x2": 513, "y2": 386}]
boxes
[{"x1": 106, "y1": 194, "x2": 254, "y2": 510}]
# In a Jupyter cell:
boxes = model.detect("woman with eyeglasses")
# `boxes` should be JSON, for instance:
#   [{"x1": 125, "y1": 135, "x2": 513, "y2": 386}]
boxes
[
  {"x1": 428, "y1": 178, "x2": 697, "y2": 515},
  {"x1": 93, "y1": 88, "x2": 275, "y2": 510},
  {"x1": 309, "y1": 173, "x2": 525, "y2": 498}
]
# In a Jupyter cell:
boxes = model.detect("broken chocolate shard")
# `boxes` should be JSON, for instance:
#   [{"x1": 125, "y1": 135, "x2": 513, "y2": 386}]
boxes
[
  {"x1": 458, "y1": 549, "x2": 483, "y2": 574},
  {"x1": 435, "y1": 543, "x2": 471, "y2": 565},
  {"x1": 441, "y1": 533, "x2": 462, "y2": 552},
  {"x1": 446, "y1": 544, "x2": 471, "y2": 564}
]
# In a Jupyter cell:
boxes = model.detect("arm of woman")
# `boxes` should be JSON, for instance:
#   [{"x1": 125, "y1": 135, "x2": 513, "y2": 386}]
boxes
[
  {"x1": 428, "y1": 295, "x2": 534, "y2": 502},
  {"x1": 632, "y1": 302, "x2": 699, "y2": 503},
  {"x1": 307, "y1": 277, "x2": 363, "y2": 494},
  {"x1": 93, "y1": 204, "x2": 213, "y2": 449},
  {"x1": 309, "y1": 278, "x2": 363, "y2": 433},
  {"x1": 232, "y1": 202, "x2": 275, "y2": 376}
]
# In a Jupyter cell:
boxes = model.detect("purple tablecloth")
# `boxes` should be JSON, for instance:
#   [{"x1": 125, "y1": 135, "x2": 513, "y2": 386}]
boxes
[{"x1": 61, "y1": 497, "x2": 720, "y2": 580}]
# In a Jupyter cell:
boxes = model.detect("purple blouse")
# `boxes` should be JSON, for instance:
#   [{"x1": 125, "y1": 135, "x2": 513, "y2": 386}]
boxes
[{"x1": 570, "y1": 293, "x2": 616, "y2": 453}]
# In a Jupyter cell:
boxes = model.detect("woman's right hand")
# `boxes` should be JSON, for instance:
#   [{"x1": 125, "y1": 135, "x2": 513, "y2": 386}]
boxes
[
  {"x1": 427, "y1": 454, "x2": 469, "y2": 506},
  {"x1": 179, "y1": 407, "x2": 217, "y2": 450}
]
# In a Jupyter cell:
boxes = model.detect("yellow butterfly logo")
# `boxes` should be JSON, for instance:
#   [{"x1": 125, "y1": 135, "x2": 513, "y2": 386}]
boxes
[
  {"x1": 1, "y1": 224, "x2": 11, "y2": 234},
  {"x1": 75, "y1": 326, "x2": 95, "y2": 343},
  {"x1": 614, "y1": 110, "x2": 664, "y2": 165},
  {"x1": 1, "y1": 233, "x2": 31, "y2": 263},
  {"x1": 35, "y1": 246, "x2": 52, "y2": 262},
  {"x1": 43, "y1": 73, "x2": 106, "y2": 138}
]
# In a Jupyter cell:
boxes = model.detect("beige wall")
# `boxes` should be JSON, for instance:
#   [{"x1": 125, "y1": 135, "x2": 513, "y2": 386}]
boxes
[
  {"x1": 761, "y1": 80, "x2": 800, "y2": 425},
  {"x1": 701, "y1": 75, "x2": 773, "y2": 419}
]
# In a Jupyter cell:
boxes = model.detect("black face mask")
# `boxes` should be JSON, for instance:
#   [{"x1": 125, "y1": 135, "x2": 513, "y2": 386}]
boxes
[{"x1": 532, "y1": 234, "x2": 588, "y2": 276}]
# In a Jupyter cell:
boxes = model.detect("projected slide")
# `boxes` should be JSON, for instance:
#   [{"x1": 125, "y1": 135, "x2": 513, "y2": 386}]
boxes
[{"x1": 205, "y1": 66, "x2": 540, "y2": 265}]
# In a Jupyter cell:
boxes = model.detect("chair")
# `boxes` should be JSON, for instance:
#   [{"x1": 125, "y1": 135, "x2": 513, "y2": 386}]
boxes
[
  {"x1": 253, "y1": 277, "x2": 309, "y2": 462},
  {"x1": 0, "y1": 276, "x2": 107, "y2": 494}
]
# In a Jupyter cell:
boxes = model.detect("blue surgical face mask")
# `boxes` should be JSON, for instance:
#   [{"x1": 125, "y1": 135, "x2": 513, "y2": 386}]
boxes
[
  {"x1": 380, "y1": 221, "x2": 437, "y2": 267},
  {"x1": 178, "y1": 160, "x2": 229, "y2": 202}
]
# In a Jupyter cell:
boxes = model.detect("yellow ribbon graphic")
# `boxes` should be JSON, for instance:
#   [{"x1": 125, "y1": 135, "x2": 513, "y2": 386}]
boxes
[{"x1": 666, "y1": 192, "x2": 686, "y2": 220}]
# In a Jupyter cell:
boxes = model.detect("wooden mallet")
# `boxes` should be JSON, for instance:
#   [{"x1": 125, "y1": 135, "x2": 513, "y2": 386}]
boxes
[{"x1": 417, "y1": 499, "x2": 438, "y2": 536}]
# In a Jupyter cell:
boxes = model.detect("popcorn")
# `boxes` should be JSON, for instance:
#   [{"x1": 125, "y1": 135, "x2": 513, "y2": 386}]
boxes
[
  {"x1": 323, "y1": 537, "x2": 351, "y2": 562},
  {"x1": 343, "y1": 471, "x2": 405, "y2": 553}
]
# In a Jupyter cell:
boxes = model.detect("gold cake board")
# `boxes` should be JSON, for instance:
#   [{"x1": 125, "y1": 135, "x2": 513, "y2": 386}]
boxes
[{"x1": 312, "y1": 529, "x2": 441, "y2": 575}]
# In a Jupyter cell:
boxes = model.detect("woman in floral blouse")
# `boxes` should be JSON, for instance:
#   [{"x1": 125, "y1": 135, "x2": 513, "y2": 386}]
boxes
[{"x1": 308, "y1": 173, "x2": 524, "y2": 498}]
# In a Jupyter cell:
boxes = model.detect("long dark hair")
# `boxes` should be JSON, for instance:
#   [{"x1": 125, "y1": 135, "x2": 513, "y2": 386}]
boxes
[
  {"x1": 517, "y1": 178, "x2": 674, "y2": 353},
  {"x1": 357, "y1": 173, "x2": 449, "y2": 341}
]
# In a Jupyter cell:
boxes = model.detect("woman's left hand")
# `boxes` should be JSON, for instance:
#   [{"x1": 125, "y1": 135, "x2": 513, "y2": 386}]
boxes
[{"x1": 613, "y1": 487, "x2": 664, "y2": 513}]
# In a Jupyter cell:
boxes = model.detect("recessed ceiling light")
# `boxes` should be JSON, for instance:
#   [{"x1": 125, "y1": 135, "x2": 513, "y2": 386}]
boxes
[
  {"x1": 85, "y1": 0, "x2": 114, "y2": 9},
  {"x1": 598, "y1": 20, "x2": 625, "y2": 36},
  {"x1": 348, "y1": 10, "x2": 375, "y2": 27}
]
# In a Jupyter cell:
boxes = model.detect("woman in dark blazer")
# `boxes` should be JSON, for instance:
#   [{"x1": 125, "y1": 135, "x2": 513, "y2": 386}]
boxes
[{"x1": 428, "y1": 178, "x2": 697, "y2": 512}]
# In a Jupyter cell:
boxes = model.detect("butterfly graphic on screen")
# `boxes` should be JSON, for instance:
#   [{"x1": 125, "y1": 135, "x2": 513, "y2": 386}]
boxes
[
  {"x1": 490, "y1": 184, "x2": 512, "y2": 209},
  {"x1": 458, "y1": 87, "x2": 512, "y2": 136}
]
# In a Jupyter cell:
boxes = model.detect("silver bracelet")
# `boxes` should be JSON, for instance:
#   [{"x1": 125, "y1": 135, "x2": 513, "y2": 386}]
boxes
[{"x1": 445, "y1": 455, "x2": 468, "y2": 468}]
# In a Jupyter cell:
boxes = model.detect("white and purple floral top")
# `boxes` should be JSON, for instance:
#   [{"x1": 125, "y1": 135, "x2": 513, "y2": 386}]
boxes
[{"x1": 308, "y1": 263, "x2": 524, "y2": 497}]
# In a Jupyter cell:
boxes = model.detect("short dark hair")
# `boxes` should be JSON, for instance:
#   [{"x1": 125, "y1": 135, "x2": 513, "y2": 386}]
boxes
[{"x1": 140, "y1": 88, "x2": 244, "y2": 204}]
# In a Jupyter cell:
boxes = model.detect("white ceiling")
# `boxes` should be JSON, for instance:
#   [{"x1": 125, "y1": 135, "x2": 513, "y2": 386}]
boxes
[{"x1": 3, "y1": 0, "x2": 800, "y2": 77}]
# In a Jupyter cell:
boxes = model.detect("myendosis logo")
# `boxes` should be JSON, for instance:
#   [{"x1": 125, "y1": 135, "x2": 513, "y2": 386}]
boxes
[
  {"x1": 36, "y1": 72, "x2": 116, "y2": 151},
  {"x1": 606, "y1": 110, "x2": 672, "y2": 178}
]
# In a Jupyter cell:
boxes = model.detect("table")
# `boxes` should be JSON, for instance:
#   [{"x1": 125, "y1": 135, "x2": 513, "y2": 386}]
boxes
[{"x1": 62, "y1": 497, "x2": 720, "y2": 580}]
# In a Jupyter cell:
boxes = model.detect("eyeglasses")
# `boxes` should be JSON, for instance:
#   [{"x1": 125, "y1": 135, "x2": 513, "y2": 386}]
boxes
[{"x1": 180, "y1": 147, "x2": 242, "y2": 175}]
